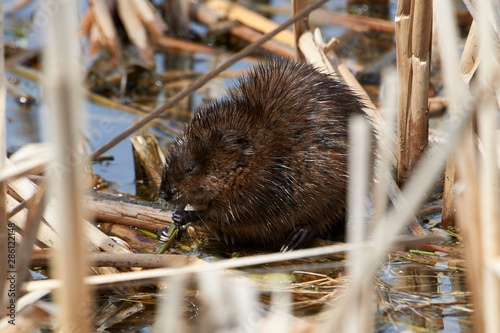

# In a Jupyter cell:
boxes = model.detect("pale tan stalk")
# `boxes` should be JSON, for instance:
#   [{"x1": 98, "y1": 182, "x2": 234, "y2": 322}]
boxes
[
  {"x1": 442, "y1": 20, "x2": 478, "y2": 228},
  {"x1": 23, "y1": 233, "x2": 447, "y2": 293},
  {"x1": 341, "y1": 116, "x2": 373, "y2": 333},
  {"x1": 44, "y1": 1, "x2": 91, "y2": 331},
  {"x1": 454, "y1": 123, "x2": 484, "y2": 332},
  {"x1": 154, "y1": 275, "x2": 185, "y2": 333},
  {"x1": 436, "y1": 1, "x2": 500, "y2": 331},
  {"x1": 476, "y1": 1, "x2": 500, "y2": 331}
]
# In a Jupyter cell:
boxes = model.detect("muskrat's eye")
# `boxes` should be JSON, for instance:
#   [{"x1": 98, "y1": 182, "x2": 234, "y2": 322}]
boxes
[
  {"x1": 235, "y1": 138, "x2": 247, "y2": 145},
  {"x1": 186, "y1": 165, "x2": 195, "y2": 173}
]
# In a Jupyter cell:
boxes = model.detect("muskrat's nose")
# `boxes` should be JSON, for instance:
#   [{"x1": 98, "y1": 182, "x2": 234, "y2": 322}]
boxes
[{"x1": 160, "y1": 186, "x2": 178, "y2": 201}]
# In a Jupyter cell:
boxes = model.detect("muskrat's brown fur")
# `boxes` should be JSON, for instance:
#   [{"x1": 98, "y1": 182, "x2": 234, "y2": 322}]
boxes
[{"x1": 159, "y1": 58, "x2": 373, "y2": 251}]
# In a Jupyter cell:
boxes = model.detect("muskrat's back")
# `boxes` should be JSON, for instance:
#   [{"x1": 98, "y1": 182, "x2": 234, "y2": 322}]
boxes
[{"x1": 159, "y1": 59, "x2": 372, "y2": 251}]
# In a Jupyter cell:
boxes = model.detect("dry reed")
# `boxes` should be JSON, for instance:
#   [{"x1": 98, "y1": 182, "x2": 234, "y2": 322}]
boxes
[
  {"x1": 293, "y1": 0, "x2": 309, "y2": 61},
  {"x1": 43, "y1": 2, "x2": 91, "y2": 331},
  {"x1": 395, "y1": 0, "x2": 432, "y2": 186}
]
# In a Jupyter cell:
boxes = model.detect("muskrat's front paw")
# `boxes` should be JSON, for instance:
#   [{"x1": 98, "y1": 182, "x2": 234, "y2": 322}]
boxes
[
  {"x1": 172, "y1": 209, "x2": 206, "y2": 225},
  {"x1": 157, "y1": 224, "x2": 184, "y2": 242},
  {"x1": 157, "y1": 227, "x2": 171, "y2": 242},
  {"x1": 280, "y1": 226, "x2": 317, "y2": 252},
  {"x1": 172, "y1": 210, "x2": 185, "y2": 226}
]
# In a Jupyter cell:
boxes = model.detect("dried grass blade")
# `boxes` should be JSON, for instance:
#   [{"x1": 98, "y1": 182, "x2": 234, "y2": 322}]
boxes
[
  {"x1": 460, "y1": 21, "x2": 479, "y2": 85},
  {"x1": 0, "y1": 157, "x2": 50, "y2": 183},
  {"x1": 117, "y1": 0, "x2": 154, "y2": 63},
  {"x1": 78, "y1": 8, "x2": 94, "y2": 37},
  {"x1": 130, "y1": 0, "x2": 166, "y2": 37},
  {"x1": 15, "y1": 182, "x2": 46, "y2": 293},
  {"x1": 156, "y1": 35, "x2": 231, "y2": 56},
  {"x1": 88, "y1": 21, "x2": 103, "y2": 56},
  {"x1": 6, "y1": 191, "x2": 57, "y2": 249},
  {"x1": 89, "y1": 0, "x2": 122, "y2": 60}
]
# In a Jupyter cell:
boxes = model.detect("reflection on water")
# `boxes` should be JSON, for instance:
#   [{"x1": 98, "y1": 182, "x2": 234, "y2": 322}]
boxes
[{"x1": 377, "y1": 259, "x2": 471, "y2": 332}]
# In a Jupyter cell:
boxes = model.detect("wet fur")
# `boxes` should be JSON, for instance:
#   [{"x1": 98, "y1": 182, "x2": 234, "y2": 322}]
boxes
[{"x1": 160, "y1": 59, "x2": 371, "y2": 249}]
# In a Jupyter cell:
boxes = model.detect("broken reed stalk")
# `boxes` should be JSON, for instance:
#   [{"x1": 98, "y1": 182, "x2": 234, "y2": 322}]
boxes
[
  {"x1": 396, "y1": 0, "x2": 432, "y2": 186},
  {"x1": 0, "y1": 0, "x2": 8, "y2": 316},
  {"x1": 130, "y1": 135, "x2": 165, "y2": 192},
  {"x1": 44, "y1": 1, "x2": 91, "y2": 331},
  {"x1": 407, "y1": 0, "x2": 431, "y2": 168},
  {"x1": 394, "y1": 0, "x2": 411, "y2": 186},
  {"x1": 89, "y1": 0, "x2": 329, "y2": 161}
]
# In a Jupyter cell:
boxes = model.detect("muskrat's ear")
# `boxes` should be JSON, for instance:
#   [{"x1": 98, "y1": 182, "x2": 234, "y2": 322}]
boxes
[{"x1": 221, "y1": 132, "x2": 255, "y2": 156}]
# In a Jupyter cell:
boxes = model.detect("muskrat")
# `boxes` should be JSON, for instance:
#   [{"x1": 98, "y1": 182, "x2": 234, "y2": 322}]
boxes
[{"x1": 157, "y1": 58, "x2": 373, "y2": 251}]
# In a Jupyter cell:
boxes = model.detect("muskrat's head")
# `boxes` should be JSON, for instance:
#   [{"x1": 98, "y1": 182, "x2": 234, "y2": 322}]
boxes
[{"x1": 160, "y1": 102, "x2": 256, "y2": 209}]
